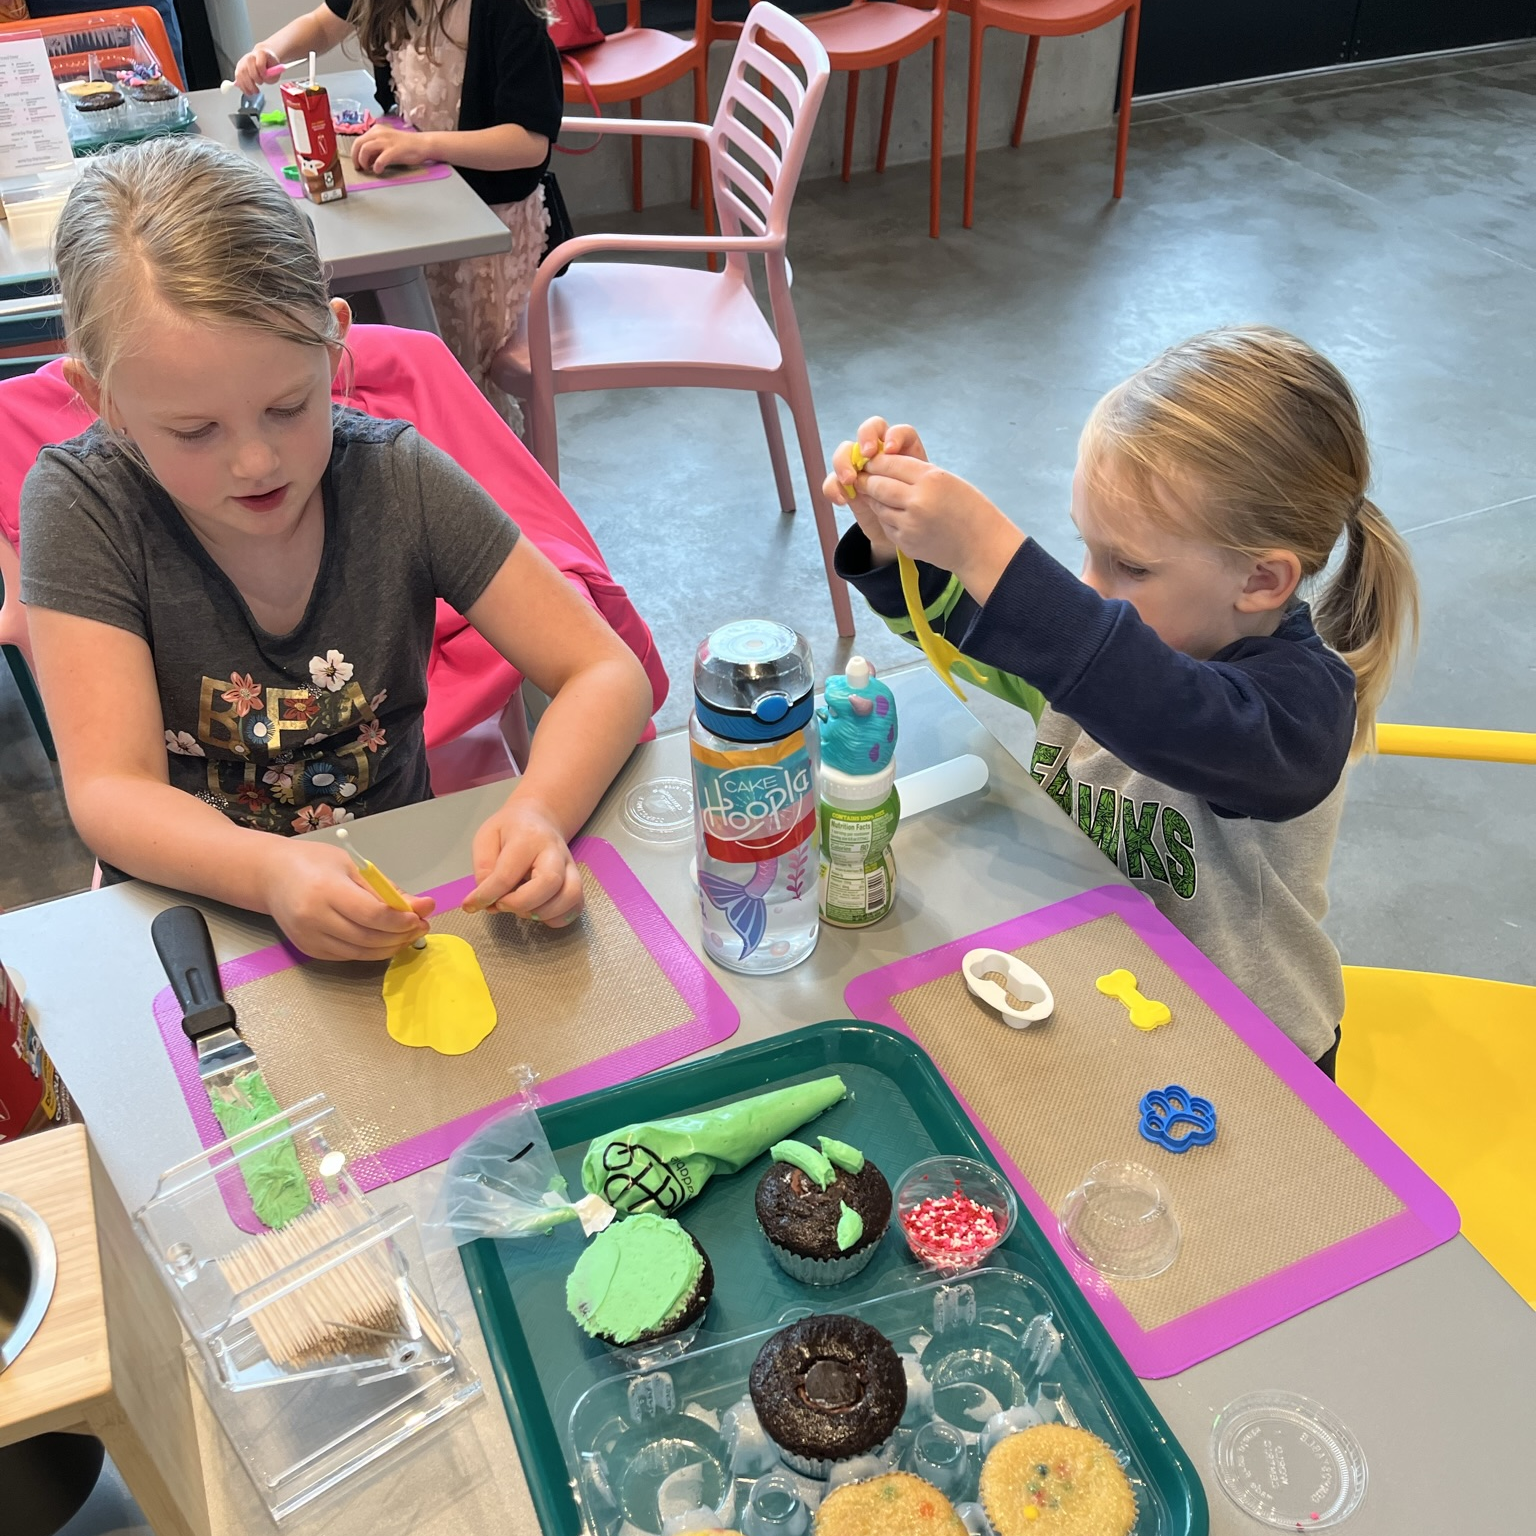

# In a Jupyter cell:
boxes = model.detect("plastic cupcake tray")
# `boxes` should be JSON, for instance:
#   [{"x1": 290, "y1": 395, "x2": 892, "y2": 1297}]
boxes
[{"x1": 461, "y1": 1022, "x2": 1207, "y2": 1536}]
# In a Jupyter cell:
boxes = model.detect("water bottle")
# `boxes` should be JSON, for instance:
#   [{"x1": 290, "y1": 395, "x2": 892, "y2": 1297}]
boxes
[
  {"x1": 689, "y1": 621, "x2": 820, "y2": 975},
  {"x1": 818, "y1": 657, "x2": 899, "y2": 928}
]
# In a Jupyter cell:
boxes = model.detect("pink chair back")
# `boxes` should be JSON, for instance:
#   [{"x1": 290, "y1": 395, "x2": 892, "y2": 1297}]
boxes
[
  {"x1": 0, "y1": 327, "x2": 667, "y2": 746},
  {"x1": 709, "y1": 5, "x2": 831, "y2": 272}
]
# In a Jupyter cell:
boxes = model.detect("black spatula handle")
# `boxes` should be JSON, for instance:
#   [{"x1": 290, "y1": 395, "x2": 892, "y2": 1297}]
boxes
[{"x1": 151, "y1": 906, "x2": 238, "y2": 1043}]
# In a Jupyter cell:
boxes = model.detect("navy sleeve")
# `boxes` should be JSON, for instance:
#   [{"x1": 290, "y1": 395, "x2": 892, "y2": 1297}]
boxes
[
  {"x1": 836, "y1": 525, "x2": 1356, "y2": 822},
  {"x1": 964, "y1": 538, "x2": 1357, "y2": 821}
]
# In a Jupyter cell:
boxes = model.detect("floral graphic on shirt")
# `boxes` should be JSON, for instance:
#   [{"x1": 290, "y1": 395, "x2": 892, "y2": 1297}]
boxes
[
  {"x1": 293, "y1": 804, "x2": 354, "y2": 832},
  {"x1": 235, "y1": 783, "x2": 270, "y2": 812},
  {"x1": 281, "y1": 692, "x2": 321, "y2": 726},
  {"x1": 310, "y1": 650, "x2": 354, "y2": 692},
  {"x1": 169, "y1": 648, "x2": 396, "y2": 836},
  {"x1": 221, "y1": 672, "x2": 264, "y2": 716},
  {"x1": 262, "y1": 764, "x2": 299, "y2": 803}
]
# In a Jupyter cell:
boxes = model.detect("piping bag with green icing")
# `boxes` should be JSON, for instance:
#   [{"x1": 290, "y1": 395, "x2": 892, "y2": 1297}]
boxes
[
  {"x1": 428, "y1": 1068, "x2": 615, "y2": 1245},
  {"x1": 582, "y1": 1075, "x2": 849, "y2": 1215},
  {"x1": 151, "y1": 906, "x2": 310, "y2": 1229}
]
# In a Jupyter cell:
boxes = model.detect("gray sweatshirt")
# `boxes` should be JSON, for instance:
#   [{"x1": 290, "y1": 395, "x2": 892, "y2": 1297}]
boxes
[{"x1": 837, "y1": 531, "x2": 1357, "y2": 1061}]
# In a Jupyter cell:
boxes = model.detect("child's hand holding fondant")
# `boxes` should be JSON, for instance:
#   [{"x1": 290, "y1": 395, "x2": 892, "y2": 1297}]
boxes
[
  {"x1": 825, "y1": 418, "x2": 929, "y2": 567},
  {"x1": 263, "y1": 838, "x2": 434, "y2": 961},
  {"x1": 463, "y1": 798, "x2": 584, "y2": 926},
  {"x1": 354, "y1": 125, "x2": 434, "y2": 174},
  {"x1": 852, "y1": 447, "x2": 1025, "y2": 605}
]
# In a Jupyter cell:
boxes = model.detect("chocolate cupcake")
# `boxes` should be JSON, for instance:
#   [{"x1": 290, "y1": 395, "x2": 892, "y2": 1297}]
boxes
[
  {"x1": 749, "y1": 1314, "x2": 907, "y2": 1478},
  {"x1": 756, "y1": 1136, "x2": 891, "y2": 1285},
  {"x1": 74, "y1": 87, "x2": 126, "y2": 115},
  {"x1": 565, "y1": 1212, "x2": 713, "y2": 1353}
]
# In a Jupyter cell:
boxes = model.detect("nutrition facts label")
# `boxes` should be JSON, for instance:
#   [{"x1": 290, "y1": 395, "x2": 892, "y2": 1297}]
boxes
[{"x1": 0, "y1": 34, "x2": 74, "y2": 180}]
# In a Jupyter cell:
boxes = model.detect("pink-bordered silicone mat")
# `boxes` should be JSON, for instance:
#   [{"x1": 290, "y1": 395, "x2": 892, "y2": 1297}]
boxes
[
  {"x1": 844, "y1": 883, "x2": 1459, "y2": 1377},
  {"x1": 260, "y1": 120, "x2": 453, "y2": 197},
  {"x1": 154, "y1": 837, "x2": 738, "y2": 1229}
]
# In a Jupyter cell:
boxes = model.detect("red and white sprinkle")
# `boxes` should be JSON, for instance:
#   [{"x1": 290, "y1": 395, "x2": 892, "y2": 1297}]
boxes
[{"x1": 901, "y1": 1188, "x2": 1003, "y2": 1264}]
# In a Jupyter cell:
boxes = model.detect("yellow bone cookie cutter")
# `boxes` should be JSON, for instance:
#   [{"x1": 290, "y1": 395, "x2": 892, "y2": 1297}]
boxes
[
  {"x1": 1095, "y1": 968, "x2": 1172, "y2": 1031},
  {"x1": 849, "y1": 438, "x2": 990, "y2": 701}
]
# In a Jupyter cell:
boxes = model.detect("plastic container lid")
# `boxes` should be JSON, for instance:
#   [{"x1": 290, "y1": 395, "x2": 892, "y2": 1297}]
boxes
[
  {"x1": 693, "y1": 620, "x2": 813, "y2": 719},
  {"x1": 1211, "y1": 1390, "x2": 1368, "y2": 1529},
  {"x1": 1057, "y1": 1160, "x2": 1181, "y2": 1280},
  {"x1": 621, "y1": 777, "x2": 694, "y2": 843}
]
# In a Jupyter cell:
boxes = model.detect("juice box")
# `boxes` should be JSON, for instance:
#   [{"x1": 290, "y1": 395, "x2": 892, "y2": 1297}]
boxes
[{"x1": 280, "y1": 79, "x2": 347, "y2": 204}]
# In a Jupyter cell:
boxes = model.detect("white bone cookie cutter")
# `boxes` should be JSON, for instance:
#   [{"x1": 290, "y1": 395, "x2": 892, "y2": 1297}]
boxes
[{"x1": 961, "y1": 948, "x2": 1054, "y2": 1027}]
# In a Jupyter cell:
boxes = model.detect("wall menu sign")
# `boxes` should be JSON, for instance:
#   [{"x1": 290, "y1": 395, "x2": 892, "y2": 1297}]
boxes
[{"x1": 0, "y1": 32, "x2": 74, "y2": 181}]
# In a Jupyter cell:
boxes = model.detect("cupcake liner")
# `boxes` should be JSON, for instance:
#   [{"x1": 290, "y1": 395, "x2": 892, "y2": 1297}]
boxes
[
  {"x1": 778, "y1": 1431, "x2": 900, "y2": 1481},
  {"x1": 766, "y1": 1231, "x2": 883, "y2": 1286}
]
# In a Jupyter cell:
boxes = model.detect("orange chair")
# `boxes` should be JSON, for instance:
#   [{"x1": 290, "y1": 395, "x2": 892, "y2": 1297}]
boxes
[
  {"x1": 561, "y1": 0, "x2": 712, "y2": 213},
  {"x1": 952, "y1": 0, "x2": 1141, "y2": 228},
  {"x1": 707, "y1": 1, "x2": 949, "y2": 239}
]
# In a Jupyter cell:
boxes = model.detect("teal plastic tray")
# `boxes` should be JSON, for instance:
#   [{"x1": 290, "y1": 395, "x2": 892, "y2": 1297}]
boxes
[{"x1": 461, "y1": 1022, "x2": 1209, "y2": 1535}]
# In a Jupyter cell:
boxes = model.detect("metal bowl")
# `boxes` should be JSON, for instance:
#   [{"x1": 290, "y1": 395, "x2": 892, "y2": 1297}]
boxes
[{"x1": 0, "y1": 1192, "x2": 57, "y2": 1373}]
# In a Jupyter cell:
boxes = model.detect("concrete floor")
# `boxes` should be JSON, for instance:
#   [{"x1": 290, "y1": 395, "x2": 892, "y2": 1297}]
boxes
[
  {"x1": 5, "y1": 48, "x2": 1534, "y2": 934},
  {"x1": 4, "y1": 41, "x2": 1531, "y2": 1536}
]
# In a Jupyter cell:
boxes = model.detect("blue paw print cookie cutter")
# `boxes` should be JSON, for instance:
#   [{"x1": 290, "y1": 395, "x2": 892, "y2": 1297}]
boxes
[{"x1": 1138, "y1": 1084, "x2": 1217, "y2": 1153}]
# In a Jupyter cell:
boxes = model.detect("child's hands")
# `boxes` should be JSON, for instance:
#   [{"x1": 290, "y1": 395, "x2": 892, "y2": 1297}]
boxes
[
  {"x1": 463, "y1": 796, "x2": 584, "y2": 927},
  {"x1": 263, "y1": 838, "x2": 434, "y2": 961},
  {"x1": 825, "y1": 418, "x2": 929, "y2": 567},
  {"x1": 830, "y1": 423, "x2": 1025, "y2": 602},
  {"x1": 233, "y1": 46, "x2": 284, "y2": 96},
  {"x1": 354, "y1": 126, "x2": 435, "y2": 174}
]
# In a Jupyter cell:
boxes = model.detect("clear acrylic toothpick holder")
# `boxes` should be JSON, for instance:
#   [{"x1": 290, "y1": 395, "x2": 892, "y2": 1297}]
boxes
[{"x1": 135, "y1": 1095, "x2": 481, "y2": 1521}]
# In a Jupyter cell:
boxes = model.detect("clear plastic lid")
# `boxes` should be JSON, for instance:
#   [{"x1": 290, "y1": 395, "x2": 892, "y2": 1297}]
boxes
[
  {"x1": 1211, "y1": 1390, "x2": 1367, "y2": 1528},
  {"x1": 621, "y1": 776, "x2": 695, "y2": 842},
  {"x1": 693, "y1": 620, "x2": 814, "y2": 720}
]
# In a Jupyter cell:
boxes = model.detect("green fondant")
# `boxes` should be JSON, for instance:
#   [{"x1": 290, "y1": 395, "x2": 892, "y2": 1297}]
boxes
[
  {"x1": 770, "y1": 1138, "x2": 834, "y2": 1190},
  {"x1": 836, "y1": 1200, "x2": 865, "y2": 1252},
  {"x1": 211, "y1": 1072, "x2": 311, "y2": 1229},
  {"x1": 565, "y1": 1213, "x2": 703, "y2": 1344},
  {"x1": 817, "y1": 1135, "x2": 865, "y2": 1174}
]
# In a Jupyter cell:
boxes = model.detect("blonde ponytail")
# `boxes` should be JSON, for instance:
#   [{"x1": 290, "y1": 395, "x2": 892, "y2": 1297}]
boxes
[
  {"x1": 1312, "y1": 497, "x2": 1419, "y2": 754},
  {"x1": 1081, "y1": 325, "x2": 1420, "y2": 758}
]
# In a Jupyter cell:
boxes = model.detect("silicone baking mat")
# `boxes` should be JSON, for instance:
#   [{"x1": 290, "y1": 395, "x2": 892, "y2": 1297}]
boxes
[
  {"x1": 260, "y1": 121, "x2": 453, "y2": 197},
  {"x1": 844, "y1": 884, "x2": 1459, "y2": 1376},
  {"x1": 153, "y1": 837, "x2": 737, "y2": 1222}
]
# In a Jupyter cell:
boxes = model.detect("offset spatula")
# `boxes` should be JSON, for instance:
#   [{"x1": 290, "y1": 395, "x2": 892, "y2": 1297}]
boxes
[{"x1": 152, "y1": 906, "x2": 311, "y2": 1229}]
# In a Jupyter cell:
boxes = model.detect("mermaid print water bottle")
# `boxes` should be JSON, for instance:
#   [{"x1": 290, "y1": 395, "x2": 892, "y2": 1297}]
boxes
[{"x1": 689, "y1": 621, "x2": 820, "y2": 974}]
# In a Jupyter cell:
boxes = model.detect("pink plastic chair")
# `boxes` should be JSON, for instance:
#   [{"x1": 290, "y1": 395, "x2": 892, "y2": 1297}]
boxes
[
  {"x1": 492, "y1": 2, "x2": 856, "y2": 638},
  {"x1": 0, "y1": 326, "x2": 669, "y2": 792}
]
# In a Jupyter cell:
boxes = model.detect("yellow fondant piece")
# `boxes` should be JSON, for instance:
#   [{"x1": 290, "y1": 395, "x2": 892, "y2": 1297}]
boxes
[
  {"x1": 851, "y1": 436, "x2": 990, "y2": 700},
  {"x1": 1095, "y1": 968, "x2": 1172, "y2": 1031},
  {"x1": 382, "y1": 933, "x2": 498, "y2": 1055}
]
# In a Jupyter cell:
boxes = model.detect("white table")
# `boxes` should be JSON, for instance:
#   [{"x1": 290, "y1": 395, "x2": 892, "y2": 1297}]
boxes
[
  {"x1": 0, "y1": 70, "x2": 511, "y2": 333},
  {"x1": 1, "y1": 667, "x2": 1530, "y2": 1534}
]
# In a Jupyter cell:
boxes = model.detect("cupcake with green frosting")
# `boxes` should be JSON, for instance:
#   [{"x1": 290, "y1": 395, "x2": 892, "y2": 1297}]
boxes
[
  {"x1": 565, "y1": 1212, "x2": 714, "y2": 1355},
  {"x1": 754, "y1": 1136, "x2": 891, "y2": 1285}
]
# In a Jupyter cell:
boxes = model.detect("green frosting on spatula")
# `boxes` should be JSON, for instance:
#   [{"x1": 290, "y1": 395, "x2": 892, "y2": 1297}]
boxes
[{"x1": 211, "y1": 1070, "x2": 312, "y2": 1229}]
